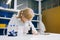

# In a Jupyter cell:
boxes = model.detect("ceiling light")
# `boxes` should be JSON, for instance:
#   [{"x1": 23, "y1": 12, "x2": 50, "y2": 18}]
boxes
[{"x1": 6, "y1": 0, "x2": 12, "y2": 5}]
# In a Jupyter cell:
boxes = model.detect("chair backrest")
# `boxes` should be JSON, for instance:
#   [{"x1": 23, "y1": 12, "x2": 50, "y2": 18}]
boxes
[{"x1": 42, "y1": 6, "x2": 60, "y2": 33}]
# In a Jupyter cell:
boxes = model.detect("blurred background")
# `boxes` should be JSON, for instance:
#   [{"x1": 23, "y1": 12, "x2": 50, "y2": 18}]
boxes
[{"x1": 0, "y1": 0, "x2": 60, "y2": 36}]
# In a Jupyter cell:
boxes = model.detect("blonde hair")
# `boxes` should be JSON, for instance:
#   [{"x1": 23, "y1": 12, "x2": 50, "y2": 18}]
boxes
[{"x1": 18, "y1": 8, "x2": 34, "y2": 20}]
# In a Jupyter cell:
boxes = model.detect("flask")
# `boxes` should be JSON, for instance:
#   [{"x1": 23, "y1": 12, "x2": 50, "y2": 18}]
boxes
[{"x1": 27, "y1": 27, "x2": 32, "y2": 34}]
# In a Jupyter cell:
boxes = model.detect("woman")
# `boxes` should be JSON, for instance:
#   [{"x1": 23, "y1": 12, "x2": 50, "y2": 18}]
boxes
[{"x1": 7, "y1": 8, "x2": 38, "y2": 36}]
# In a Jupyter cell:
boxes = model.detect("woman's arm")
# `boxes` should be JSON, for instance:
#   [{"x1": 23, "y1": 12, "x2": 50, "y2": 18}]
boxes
[{"x1": 29, "y1": 21, "x2": 38, "y2": 35}]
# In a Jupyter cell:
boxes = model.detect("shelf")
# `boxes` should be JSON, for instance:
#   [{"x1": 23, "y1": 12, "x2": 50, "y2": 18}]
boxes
[
  {"x1": 0, "y1": 17, "x2": 40, "y2": 22},
  {"x1": 32, "y1": 20, "x2": 39, "y2": 22},
  {"x1": 0, "y1": 7, "x2": 19, "y2": 13},
  {"x1": 0, "y1": 17, "x2": 11, "y2": 20},
  {"x1": 36, "y1": 28, "x2": 40, "y2": 30},
  {"x1": 35, "y1": 13, "x2": 40, "y2": 16}
]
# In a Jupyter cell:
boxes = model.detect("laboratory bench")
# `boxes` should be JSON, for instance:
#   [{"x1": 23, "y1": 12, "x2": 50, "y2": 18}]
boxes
[{"x1": 0, "y1": 33, "x2": 60, "y2": 40}]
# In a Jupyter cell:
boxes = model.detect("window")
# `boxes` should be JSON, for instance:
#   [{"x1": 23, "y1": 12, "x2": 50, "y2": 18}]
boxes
[
  {"x1": 41, "y1": 0, "x2": 59, "y2": 11},
  {"x1": 59, "y1": 0, "x2": 60, "y2": 6},
  {"x1": 0, "y1": 0, "x2": 14, "y2": 9},
  {"x1": 52, "y1": 0, "x2": 59, "y2": 8}
]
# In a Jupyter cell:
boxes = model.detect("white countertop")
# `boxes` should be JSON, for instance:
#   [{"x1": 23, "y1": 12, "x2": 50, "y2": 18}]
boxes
[{"x1": 0, "y1": 33, "x2": 60, "y2": 40}]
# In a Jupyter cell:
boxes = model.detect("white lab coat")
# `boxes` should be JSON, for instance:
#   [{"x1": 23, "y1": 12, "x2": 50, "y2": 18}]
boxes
[{"x1": 7, "y1": 14, "x2": 37, "y2": 35}]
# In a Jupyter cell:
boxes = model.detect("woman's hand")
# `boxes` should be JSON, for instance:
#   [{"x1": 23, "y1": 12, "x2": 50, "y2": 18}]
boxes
[{"x1": 32, "y1": 30, "x2": 39, "y2": 35}]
